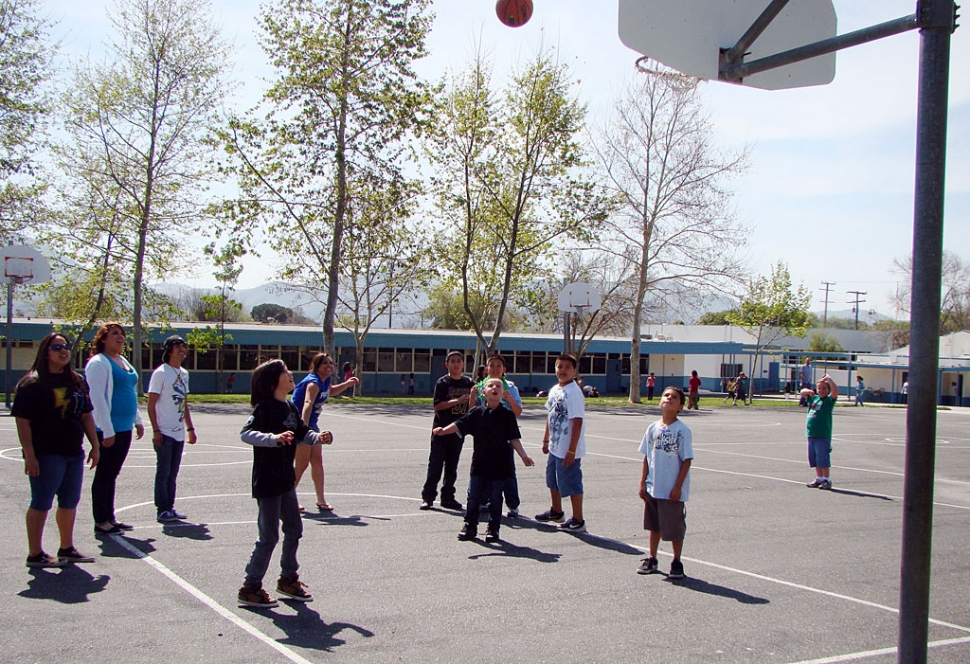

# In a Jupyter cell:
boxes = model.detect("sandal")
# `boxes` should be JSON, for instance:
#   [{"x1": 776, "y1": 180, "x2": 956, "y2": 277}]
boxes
[
  {"x1": 316, "y1": 502, "x2": 333, "y2": 512},
  {"x1": 27, "y1": 552, "x2": 67, "y2": 568}
]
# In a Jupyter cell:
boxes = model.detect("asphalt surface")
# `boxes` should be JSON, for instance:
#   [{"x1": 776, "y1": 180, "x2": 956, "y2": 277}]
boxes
[{"x1": 2, "y1": 401, "x2": 969, "y2": 663}]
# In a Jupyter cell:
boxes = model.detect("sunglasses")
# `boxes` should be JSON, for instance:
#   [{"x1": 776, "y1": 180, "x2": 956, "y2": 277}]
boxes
[{"x1": 49, "y1": 344, "x2": 72, "y2": 352}]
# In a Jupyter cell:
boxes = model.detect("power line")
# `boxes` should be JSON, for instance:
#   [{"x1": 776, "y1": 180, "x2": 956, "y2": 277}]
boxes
[
  {"x1": 847, "y1": 290, "x2": 867, "y2": 330},
  {"x1": 820, "y1": 281, "x2": 836, "y2": 327}
]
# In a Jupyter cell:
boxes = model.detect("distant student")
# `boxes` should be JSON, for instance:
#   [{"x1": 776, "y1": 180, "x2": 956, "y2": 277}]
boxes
[
  {"x1": 237, "y1": 359, "x2": 331, "y2": 608},
  {"x1": 472, "y1": 353, "x2": 524, "y2": 517},
  {"x1": 420, "y1": 351, "x2": 474, "y2": 511},
  {"x1": 855, "y1": 376, "x2": 865, "y2": 407},
  {"x1": 687, "y1": 370, "x2": 701, "y2": 410},
  {"x1": 535, "y1": 354, "x2": 587, "y2": 533},
  {"x1": 733, "y1": 372, "x2": 747, "y2": 405},
  {"x1": 646, "y1": 372, "x2": 656, "y2": 401},
  {"x1": 637, "y1": 387, "x2": 693, "y2": 579},
  {"x1": 435, "y1": 378, "x2": 534, "y2": 542},
  {"x1": 801, "y1": 374, "x2": 839, "y2": 490}
]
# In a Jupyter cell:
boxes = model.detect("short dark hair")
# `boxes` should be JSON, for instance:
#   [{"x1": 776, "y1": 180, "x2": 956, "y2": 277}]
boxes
[
  {"x1": 487, "y1": 352, "x2": 506, "y2": 367},
  {"x1": 445, "y1": 350, "x2": 464, "y2": 362},
  {"x1": 250, "y1": 358, "x2": 289, "y2": 407},
  {"x1": 556, "y1": 353, "x2": 578, "y2": 369},
  {"x1": 664, "y1": 386, "x2": 686, "y2": 405}
]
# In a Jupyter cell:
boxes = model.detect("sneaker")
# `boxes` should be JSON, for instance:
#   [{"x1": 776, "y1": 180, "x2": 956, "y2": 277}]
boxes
[
  {"x1": 172, "y1": 509, "x2": 187, "y2": 520},
  {"x1": 112, "y1": 521, "x2": 134, "y2": 531},
  {"x1": 637, "y1": 556, "x2": 659, "y2": 575},
  {"x1": 26, "y1": 552, "x2": 68, "y2": 568},
  {"x1": 457, "y1": 523, "x2": 477, "y2": 541},
  {"x1": 57, "y1": 547, "x2": 95, "y2": 563},
  {"x1": 819, "y1": 480, "x2": 833, "y2": 490},
  {"x1": 276, "y1": 576, "x2": 313, "y2": 602},
  {"x1": 506, "y1": 508, "x2": 520, "y2": 518},
  {"x1": 238, "y1": 585, "x2": 278, "y2": 608},
  {"x1": 94, "y1": 523, "x2": 123, "y2": 536},
  {"x1": 485, "y1": 525, "x2": 500, "y2": 543},
  {"x1": 669, "y1": 559, "x2": 686, "y2": 579},
  {"x1": 440, "y1": 499, "x2": 463, "y2": 511},
  {"x1": 558, "y1": 517, "x2": 587, "y2": 533},
  {"x1": 419, "y1": 500, "x2": 433, "y2": 510},
  {"x1": 806, "y1": 479, "x2": 824, "y2": 488},
  {"x1": 534, "y1": 509, "x2": 565, "y2": 523},
  {"x1": 157, "y1": 510, "x2": 179, "y2": 523}
]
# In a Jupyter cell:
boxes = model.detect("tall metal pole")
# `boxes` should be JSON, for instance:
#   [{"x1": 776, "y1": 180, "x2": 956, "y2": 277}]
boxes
[
  {"x1": 4, "y1": 280, "x2": 12, "y2": 409},
  {"x1": 898, "y1": 2, "x2": 955, "y2": 662}
]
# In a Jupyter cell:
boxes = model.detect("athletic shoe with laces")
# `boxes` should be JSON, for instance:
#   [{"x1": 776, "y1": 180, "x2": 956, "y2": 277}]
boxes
[
  {"x1": 806, "y1": 479, "x2": 824, "y2": 488},
  {"x1": 669, "y1": 559, "x2": 686, "y2": 579},
  {"x1": 457, "y1": 523, "x2": 477, "y2": 541},
  {"x1": 26, "y1": 552, "x2": 68, "y2": 568},
  {"x1": 557, "y1": 517, "x2": 587, "y2": 533},
  {"x1": 277, "y1": 576, "x2": 313, "y2": 602},
  {"x1": 157, "y1": 510, "x2": 179, "y2": 523},
  {"x1": 534, "y1": 509, "x2": 565, "y2": 523},
  {"x1": 172, "y1": 509, "x2": 187, "y2": 520},
  {"x1": 238, "y1": 585, "x2": 278, "y2": 608},
  {"x1": 484, "y1": 525, "x2": 500, "y2": 543},
  {"x1": 637, "y1": 556, "x2": 659, "y2": 575},
  {"x1": 440, "y1": 499, "x2": 463, "y2": 511},
  {"x1": 506, "y1": 508, "x2": 519, "y2": 518},
  {"x1": 819, "y1": 480, "x2": 833, "y2": 490},
  {"x1": 419, "y1": 500, "x2": 433, "y2": 510},
  {"x1": 57, "y1": 547, "x2": 95, "y2": 563}
]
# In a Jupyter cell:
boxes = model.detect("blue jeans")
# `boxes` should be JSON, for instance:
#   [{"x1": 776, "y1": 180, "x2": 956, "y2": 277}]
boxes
[
  {"x1": 422, "y1": 433, "x2": 464, "y2": 503},
  {"x1": 29, "y1": 453, "x2": 84, "y2": 511},
  {"x1": 244, "y1": 488, "x2": 303, "y2": 587},
  {"x1": 154, "y1": 435, "x2": 185, "y2": 513},
  {"x1": 503, "y1": 445, "x2": 520, "y2": 510},
  {"x1": 466, "y1": 475, "x2": 504, "y2": 531},
  {"x1": 92, "y1": 430, "x2": 132, "y2": 524}
]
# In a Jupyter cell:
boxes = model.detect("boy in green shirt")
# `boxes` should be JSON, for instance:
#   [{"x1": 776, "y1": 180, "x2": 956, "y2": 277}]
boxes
[{"x1": 801, "y1": 374, "x2": 839, "y2": 490}]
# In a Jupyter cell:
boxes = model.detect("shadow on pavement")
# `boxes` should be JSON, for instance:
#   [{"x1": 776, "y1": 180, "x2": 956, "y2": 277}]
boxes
[
  {"x1": 827, "y1": 487, "x2": 895, "y2": 501},
  {"x1": 666, "y1": 576, "x2": 770, "y2": 604},
  {"x1": 161, "y1": 522, "x2": 214, "y2": 540},
  {"x1": 267, "y1": 601, "x2": 375, "y2": 653},
  {"x1": 19, "y1": 565, "x2": 110, "y2": 603},
  {"x1": 465, "y1": 537, "x2": 563, "y2": 564}
]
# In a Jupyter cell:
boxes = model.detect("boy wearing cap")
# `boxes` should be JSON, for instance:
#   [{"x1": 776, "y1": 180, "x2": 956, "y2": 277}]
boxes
[{"x1": 148, "y1": 336, "x2": 197, "y2": 523}]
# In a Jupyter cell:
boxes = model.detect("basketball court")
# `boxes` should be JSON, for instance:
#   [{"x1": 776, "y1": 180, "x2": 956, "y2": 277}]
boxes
[{"x1": 2, "y1": 401, "x2": 968, "y2": 663}]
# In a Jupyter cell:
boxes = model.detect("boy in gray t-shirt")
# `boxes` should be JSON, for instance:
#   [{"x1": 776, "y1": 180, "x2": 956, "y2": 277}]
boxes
[{"x1": 637, "y1": 386, "x2": 693, "y2": 579}]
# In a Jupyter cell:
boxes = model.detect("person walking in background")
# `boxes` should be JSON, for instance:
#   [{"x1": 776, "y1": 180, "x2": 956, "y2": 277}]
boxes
[
  {"x1": 687, "y1": 370, "x2": 701, "y2": 410},
  {"x1": 292, "y1": 353, "x2": 359, "y2": 512},
  {"x1": 147, "y1": 336, "x2": 197, "y2": 523},
  {"x1": 408, "y1": 372, "x2": 415, "y2": 395},
  {"x1": 225, "y1": 372, "x2": 235, "y2": 394},
  {"x1": 646, "y1": 372, "x2": 656, "y2": 401},
  {"x1": 732, "y1": 372, "x2": 747, "y2": 406},
  {"x1": 855, "y1": 376, "x2": 866, "y2": 407},
  {"x1": 342, "y1": 362, "x2": 354, "y2": 383},
  {"x1": 14, "y1": 333, "x2": 100, "y2": 568},
  {"x1": 901, "y1": 380, "x2": 908, "y2": 405},
  {"x1": 86, "y1": 323, "x2": 144, "y2": 536},
  {"x1": 799, "y1": 358, "x2": 814, "y2": 406}
]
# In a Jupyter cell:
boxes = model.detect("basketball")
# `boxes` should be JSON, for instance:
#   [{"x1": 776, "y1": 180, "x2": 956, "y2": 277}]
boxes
[{"x1": 496, "y1": 0, "x2": 533, "y2": 28}]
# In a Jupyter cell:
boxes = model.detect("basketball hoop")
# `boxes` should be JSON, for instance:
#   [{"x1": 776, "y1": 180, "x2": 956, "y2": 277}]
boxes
[{"x1": 635, "y1": 56, "x2": 699, "y2": 86}]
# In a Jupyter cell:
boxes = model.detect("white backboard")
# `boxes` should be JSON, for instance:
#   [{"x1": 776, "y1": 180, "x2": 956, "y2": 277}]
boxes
[
  {"x1": 619, "y1": 0, "x2": 837, "y2": 90},
  {"x1": 558, "y1": 282, "x2": 602, "y2": 313},
  {"x1": 0, "y1": 244, "x2": 52, "y2": 285}
]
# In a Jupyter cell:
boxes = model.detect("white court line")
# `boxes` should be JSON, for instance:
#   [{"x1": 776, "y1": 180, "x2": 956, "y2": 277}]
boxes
[
  {"x1": 789, "y1": 635, "x2": 970, "y2": 664},
  {"x1": 110, "y1": 535, "x2": 314, "y2": 664}
]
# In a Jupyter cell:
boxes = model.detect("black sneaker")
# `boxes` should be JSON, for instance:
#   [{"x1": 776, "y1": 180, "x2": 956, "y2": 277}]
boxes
[
  {"x1": 669, "y1": 559, "x2": 686, "y2": 579},
  {"x1": 26, "y1": 552, "x2": 67, "y2": 568},
  {"x1": 806, "y1": 479, "x2": 824, "y2": 488},
  {"x1": 276, "y1": 575, "x2": 313, "y2": 602},
  {"x1": 238, "y1": 585, "x2": 278, "y2": 608},
  {"x1": 440, "y1": 499, "x2": 463, "y2": 511},
  {"x1": 112, "y1": 521, "x2": 134, "y2": 531},
  {"x1": 457, "y1": 523, "x2": 477, "y2": 541},
  {"x1": 57, "y1": 547, "x2": 95, "y2": 563},
  {"x1": 419, "y1": 500, "x2": 433, "y2": 510},
  {"x1": 94, "y1": 523, "x2": 123, "y2": 536},
  {"x1": 506, "y1": 508, "x2": 519, "y2": 518},
  {"x1": 485, "y1": 525, "x2": 500, "y2": 543},
  {"x1": 637, "y1": 556, "x2": 659, "y2": 575},
  {"x1": 534, "y1": 509, "x2": 565, "y2": 523}
]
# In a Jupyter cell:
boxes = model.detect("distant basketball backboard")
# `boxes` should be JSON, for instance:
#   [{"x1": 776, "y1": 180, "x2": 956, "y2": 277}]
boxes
[
  {"x1": 618, "y1": 0, "x2": 837, "y2": 90},
  {"x1": 558, "y1": 282, "x2": 602, "y2": 314},
  {"x1": 0, "y1": 244, "x2": 52, "y2": 285}
]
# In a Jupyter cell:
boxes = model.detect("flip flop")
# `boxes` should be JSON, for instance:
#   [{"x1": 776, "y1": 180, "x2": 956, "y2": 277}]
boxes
[{"x1": 316, "y1": 503, "x2": 333, "y2": 512}]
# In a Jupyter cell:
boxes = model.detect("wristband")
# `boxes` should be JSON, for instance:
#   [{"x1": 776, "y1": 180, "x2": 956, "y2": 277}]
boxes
[
  {"x1": 566, "y1": 450, "x2": 576, "y2": 456},
  {"x1": 186, "y1": 427, "x2": 195, "y2": 432}
]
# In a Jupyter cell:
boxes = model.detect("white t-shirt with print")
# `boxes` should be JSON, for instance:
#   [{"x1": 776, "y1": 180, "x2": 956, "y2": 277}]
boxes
[
  {"x1": 544, "y1": 381, "x2": 586, "y2": 459},
  {"x1": 148, "y1": 364, "x2": 189, "y2": 440},
  {"x1": 638, "y1": 418, "x2": 693, "y2": 501}
]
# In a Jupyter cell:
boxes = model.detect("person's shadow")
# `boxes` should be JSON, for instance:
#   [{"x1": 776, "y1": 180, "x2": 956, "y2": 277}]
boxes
[
  {"x1": 161, "y1": 522, "x2": 213, "y2": 540},
  {"x1": 19, "y1": 566, "x2": 110, "y2": 603},
  {"x1": 664, "y1": 575, "x2": 769, "y2": 604},
  {"x1": 466, "y1": 538, "x2": 563, "y2": 563},
  {"x1": 264, "y1": 602, "x2": 375, "y2": 652}
]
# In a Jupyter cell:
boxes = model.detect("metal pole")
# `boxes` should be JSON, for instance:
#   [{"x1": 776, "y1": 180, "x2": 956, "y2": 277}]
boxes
[
  {"x1": 5, "y1": 280, "x2": 12, "y2": 409},
  {"x1": 721, "y1": 0, "x2": 792, "y2": 66},
  {"x1": 898, "y1": 2, "x2": 955, "y2": 662}
]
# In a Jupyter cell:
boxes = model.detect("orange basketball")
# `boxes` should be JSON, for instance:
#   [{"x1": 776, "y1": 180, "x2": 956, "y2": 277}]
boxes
[{"x1": 496, "y1": 0, "x2": 533, "y2": 28}]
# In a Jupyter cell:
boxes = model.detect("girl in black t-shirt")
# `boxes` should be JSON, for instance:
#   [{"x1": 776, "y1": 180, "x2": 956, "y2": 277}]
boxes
[{"x1": 12, "y1": 333, "x2": 100, "y2": 568}]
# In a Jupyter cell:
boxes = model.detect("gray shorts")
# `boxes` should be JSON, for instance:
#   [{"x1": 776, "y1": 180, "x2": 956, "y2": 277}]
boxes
[{"x1": 643, "y1": 493, "x2": 687, "y2": 541}]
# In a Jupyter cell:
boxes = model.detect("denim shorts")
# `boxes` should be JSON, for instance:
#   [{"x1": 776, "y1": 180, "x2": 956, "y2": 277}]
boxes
[
  {"x1": 29, "y1": 453, "x2": 85, "y2": 511},
  {"x1": 807, "y1": 437, "x2": 832, "y2": 468},
  {"x1": 545, "y1": 454, "x2": 583, "y2": 497}
]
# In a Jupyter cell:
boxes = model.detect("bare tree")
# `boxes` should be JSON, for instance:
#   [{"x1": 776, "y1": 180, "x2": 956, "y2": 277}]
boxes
[
  {"x1": 893, "y1": 250, "x2": 970, "y2": 335},
  {"x1": 592, "y1": 66, "x2": 748, "y2": 403}
]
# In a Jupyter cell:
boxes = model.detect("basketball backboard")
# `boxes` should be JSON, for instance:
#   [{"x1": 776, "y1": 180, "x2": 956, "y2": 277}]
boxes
[
  {"x1": 557, "y1": 282, "x2": 602, "y2": 313},
  {"x1": 618, "y1": 0, "x2": 837, "y2": 90},
  {"x1": 0, "y1": 244, "x2": 52, "y2": 285}
]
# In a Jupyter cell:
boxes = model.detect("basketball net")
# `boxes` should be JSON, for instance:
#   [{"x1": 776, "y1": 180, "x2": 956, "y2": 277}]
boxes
[{"x1": 634, "y1": 56, "x2": 699, "y2": 86}]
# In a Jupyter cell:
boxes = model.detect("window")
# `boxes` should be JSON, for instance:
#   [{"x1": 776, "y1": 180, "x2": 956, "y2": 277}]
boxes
[
  {"x1": 545, "y1": 354, "x2": 558, "y2": 374},
  {"x1": 579, "y1": 354, "x2": 592, "y2": 375},
  {"x1": 395, "y1": 350, "x2": 412, "y2": 373},
  {"x1": 240, "y1": 345, "x2": 261, "y2": 371},
  {"x1": 196, "y1": 348, "x2": 217, "y2": 371},
  {"x1": 413, "y1": 349, "x2": 431, "y2": 373},
  {"x1": 531, "y1": 353, "x2": 546, "y2": 374},
  {"x1": 362, "y1": 350, "x2": 377, "y2": 372},
  {"x1": 593, "y1": 354, "x2": 607, "y2": 374},
  {"x1": 378, "y1": 350, "x2": 395, "y2": 373},
  {"x1": 221, "y1": 347, "x2": 239, "y2": 371},
  {"x1": 281, "y1": 346, "x2": 300, "y2": 372},
  {"x1": 512, "y1": 351, "x2": 529, "y2": 374}
]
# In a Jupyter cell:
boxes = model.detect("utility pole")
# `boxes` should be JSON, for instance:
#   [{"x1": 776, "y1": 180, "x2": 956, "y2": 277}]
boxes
[
  {"x1": 847, "y1": 290, "x2": 867, "y2": 330},
  {"x1": 820, "y1": 281, "x2": 836, "y2": 328}
]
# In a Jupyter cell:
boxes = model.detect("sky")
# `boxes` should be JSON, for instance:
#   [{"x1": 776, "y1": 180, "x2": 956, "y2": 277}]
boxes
[{"x1": 42, "y1": 0, "x2": 969, "y2": 320}]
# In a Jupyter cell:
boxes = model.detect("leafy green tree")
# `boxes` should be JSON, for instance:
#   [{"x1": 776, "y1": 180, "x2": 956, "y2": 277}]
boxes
[
  {"x1": 872, "y1": 319, "x2": 910, "y2": 350},
  {"x1": 697, "y1": 310, "x2": 735, "y2": 325},
  {"x1": 592, "y1": 68, "x2": 748, "y2": 403},
  {"x1": 727, "y1": 262, "x2": 811, "y2": 403},
  {"x1": 252, "y1": 303, "x2": 294, "y2": 324},
  {"x1": 50, "y1": 0, "x2": 230, "y2": 388},
  {"x1": 422, "y1": 285, "x2": 501, "y2": 331},
  {"x1": 0, "y1": 0, "x2": 54, "y2": 237},
  {"x1": 808, "y1": 332, "x2": 844, "y2": 359},
  {"x1": 220, "y1": 0, "x2": 433, "y2": 355},
  {"x1": 427, "y1": 48, "x2": 608, "y2": 357}
]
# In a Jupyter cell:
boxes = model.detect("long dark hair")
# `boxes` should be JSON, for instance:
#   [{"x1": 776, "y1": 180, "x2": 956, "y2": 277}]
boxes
[
  {"x1": 16, "y1": 332, "x2": 87, "y2": 392},
  {"x1": 250, "y1": 358, "x2": 289, "y2": 407}
]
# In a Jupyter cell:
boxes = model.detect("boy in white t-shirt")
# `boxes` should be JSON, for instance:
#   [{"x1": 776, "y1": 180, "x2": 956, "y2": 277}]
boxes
[
  {"x1": 637, "y1": 386, "x2": 693, "y2": 579},
  {"x1": 535, "y1": 354, "x2": 587, "y2": 533}
]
